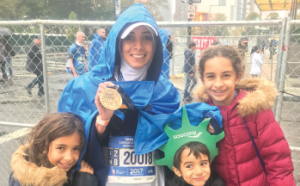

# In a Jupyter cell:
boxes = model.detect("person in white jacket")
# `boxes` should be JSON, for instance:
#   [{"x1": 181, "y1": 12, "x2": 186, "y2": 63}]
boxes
[{"x1": 250, "y1": 46, "x2": 263, "y2": 78}]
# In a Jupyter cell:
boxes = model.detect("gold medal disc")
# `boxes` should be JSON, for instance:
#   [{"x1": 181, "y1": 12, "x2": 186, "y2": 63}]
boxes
[{"x1": 99, "y1": 88, "x2": 123, "y2": 110}]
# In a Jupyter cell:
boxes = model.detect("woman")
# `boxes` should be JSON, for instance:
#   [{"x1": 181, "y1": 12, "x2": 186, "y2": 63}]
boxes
[{"x1": 58, "y1": 4, "x2": 180, "y2": 186}]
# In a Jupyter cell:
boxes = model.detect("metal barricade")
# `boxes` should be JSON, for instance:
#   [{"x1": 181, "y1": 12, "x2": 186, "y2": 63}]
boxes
[{"x1": 0, "y1": 19, "x2": 299, "y2": 185}]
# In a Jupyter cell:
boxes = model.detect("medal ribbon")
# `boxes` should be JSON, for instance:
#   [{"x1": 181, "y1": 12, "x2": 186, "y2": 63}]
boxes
[{"x1": 109, "y1": 85, "x2": 137, "y2": 110}]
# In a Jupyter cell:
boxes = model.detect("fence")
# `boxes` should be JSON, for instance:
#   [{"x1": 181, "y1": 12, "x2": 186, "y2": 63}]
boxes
[{"x1": 0, "y1": 19, "x2": 299, "y2": 185}]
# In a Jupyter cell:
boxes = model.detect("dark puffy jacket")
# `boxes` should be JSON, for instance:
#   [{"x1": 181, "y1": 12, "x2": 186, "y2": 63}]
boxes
[
  {"x1": 3, "y1": 38, "x2": 16, "y2": 57},
  {"x1": 183, "y1": 49, "x2": 195, "y2": 74},
  {"x1": 193, "y1": 78, "x2": 295, "y2": 186},
  {"x1": 26, "y1": 42, "x2": 43, "y2": 74}
]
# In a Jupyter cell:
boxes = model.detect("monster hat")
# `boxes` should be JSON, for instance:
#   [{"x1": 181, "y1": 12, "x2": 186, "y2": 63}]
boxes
[{"x1": 155, "y1": 106, "x2": 225, "y2": 171}]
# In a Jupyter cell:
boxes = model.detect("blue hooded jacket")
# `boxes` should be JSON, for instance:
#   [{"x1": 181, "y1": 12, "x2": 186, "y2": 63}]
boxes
[
  {"x1": 88, "y1": 33, "x2": 105, "y2": 71},
  {"x1": 159, "y1": 29, "x2": 171, "y2": 78},
  {"x1": 58, "y1": 4, "x2": 180, "y2": 185}
]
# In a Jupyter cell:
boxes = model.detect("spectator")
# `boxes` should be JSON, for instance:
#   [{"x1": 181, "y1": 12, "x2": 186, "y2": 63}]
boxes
[
  {"x1": 0, "y1": 37, "x2": 15, "y2": 81},
  {"x1": 66, "y1": 31, "x2": 88, "y2": 77},
  {"x1": 269, "y1": 38, "x2": 276, "y2": 60},
  {"x1": 250, "y1": 46, "x2": 263, "y2": 78},
  {"x1": 88, "y1": 28, "x2": 106, "y2": 71},
  {"x1": 237, "y1": 37, "x2": 248, "y2": 61},
  {"x1": 159, "y1": 29, "x2": 172, "y2": 78},
  {"x1": 3, "y1": 36, "x2": 16, "y2": 80},
  {"x1": 25, "y1": 35, "x2": 44, "y2": 96},
  {"x1": 183, "y1": 41, "x2": 197, "y2": 102},
  {"x1": 258, "y1": 37, "x2": 266, "y2": 53}
]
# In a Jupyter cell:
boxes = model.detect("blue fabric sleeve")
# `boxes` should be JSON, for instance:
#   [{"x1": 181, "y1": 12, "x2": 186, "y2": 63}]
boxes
[{"x1": 69, "y1": 45, "x2": 76, "y2": 58}]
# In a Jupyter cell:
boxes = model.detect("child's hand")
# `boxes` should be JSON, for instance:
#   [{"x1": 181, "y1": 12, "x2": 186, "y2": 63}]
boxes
[
  {"x1": 207, "y1": 123, "x2": 215, "y2": 134},
  {"x1": 78, "y1": 160, "x2": 94, "y2": 175}
]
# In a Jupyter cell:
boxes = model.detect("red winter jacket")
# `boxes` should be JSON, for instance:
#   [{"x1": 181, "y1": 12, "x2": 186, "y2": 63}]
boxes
[{"x1": 193, "y1": 78, "x2": 295, "y2": 186}]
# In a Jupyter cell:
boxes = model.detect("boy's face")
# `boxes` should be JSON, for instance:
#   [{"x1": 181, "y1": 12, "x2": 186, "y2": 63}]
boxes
[{"x1": 173, "y1": 149, "x2": 211, "y2": 186}]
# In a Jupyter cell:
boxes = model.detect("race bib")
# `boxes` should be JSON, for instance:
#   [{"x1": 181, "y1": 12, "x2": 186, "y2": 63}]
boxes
[{"x1": 107, "y1": 136, "x2": 156, "y2": 184}]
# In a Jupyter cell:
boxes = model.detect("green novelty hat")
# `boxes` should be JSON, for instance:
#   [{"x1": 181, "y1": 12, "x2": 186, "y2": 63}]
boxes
[{"x1": 155, "y1": 106, "x2": 225, "y2": 171}]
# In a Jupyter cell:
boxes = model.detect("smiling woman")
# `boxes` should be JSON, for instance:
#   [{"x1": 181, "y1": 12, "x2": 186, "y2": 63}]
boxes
[
  {"x1": 121, "y1": 26, "x2": 154, "y2": 70},
  {"x1": 58, "y1": 3, "x2": 180, "y2": 186}
]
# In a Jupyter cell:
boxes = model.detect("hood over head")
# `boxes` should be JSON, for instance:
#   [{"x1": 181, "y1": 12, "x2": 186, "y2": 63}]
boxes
[
  {"x1": 193, "y1": 78, "x2": 278, "y2": 117},
  {"x1": 90, "y1": 4, "x2": 163, "y2": 84},
  {"x1": 10, "y1": 144, "x2": 68, "y2": 186},
  {"x1": 158, "y1": 29, "x2": 171, "y2": 46}
]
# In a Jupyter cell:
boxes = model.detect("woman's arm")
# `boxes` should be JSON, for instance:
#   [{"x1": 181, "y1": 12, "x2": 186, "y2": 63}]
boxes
[{"x1": 72, "y1": 161, "x2": 99, "y2": 186}]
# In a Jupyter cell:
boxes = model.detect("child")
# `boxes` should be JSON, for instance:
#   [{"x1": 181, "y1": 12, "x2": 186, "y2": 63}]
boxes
[
  {"x1": 250, "y1": 46, "x2": 263, "y2": 78},
  {"x1": 9, "y1": 113, "x2": 99, "y2": 186},
  {"x1": 173, "y1": 142, "x2": 225, "y2": 186},
  {"x1": 155, "y1": 105, "x2": 225, "y2": 186},
  {"x1": 193, "y1": 45, "x2": 295, "y2": 185}
]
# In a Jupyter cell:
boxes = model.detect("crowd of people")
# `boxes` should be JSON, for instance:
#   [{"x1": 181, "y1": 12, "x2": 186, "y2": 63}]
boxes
[{"x1": 2, "y1": 3, "x2": 295, "y2": 186}]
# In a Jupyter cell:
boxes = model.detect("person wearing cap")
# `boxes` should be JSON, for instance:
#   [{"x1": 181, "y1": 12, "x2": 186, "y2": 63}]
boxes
[
  {"x1": 183, "y1": 41, "x2": 197, "y2": 102},
  {"x1": 58, "y1": 4, "x2": 180, "y2": 186},
  {"x1": 237, "y1": 37, "x2": 248, "y2": 61},
  {"x1": 25, "y1": 35, "x2": 44, "y2": 96},
  {"x1": 0, "y1": 36, "x2": 15, "y2": 81},
  {"x1": 67, "y1": 31, "x2": 88, "y2": 77},
  {"x1": 88, "y1": 28, "x2": 106, "y2": 71}
]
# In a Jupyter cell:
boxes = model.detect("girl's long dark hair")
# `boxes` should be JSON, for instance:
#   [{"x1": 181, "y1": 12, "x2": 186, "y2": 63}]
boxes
[
  {"x1": 251, "y1": 46, "x2": 260, "y2": 55},
  {"x1": 27, "y1": 112, "x2": 85, "y2": 168}
]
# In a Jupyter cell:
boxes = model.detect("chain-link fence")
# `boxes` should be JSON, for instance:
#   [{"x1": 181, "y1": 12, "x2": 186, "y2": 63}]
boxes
[{"x1": 0, "y1": 19, "x2": 299, "y2": 185}]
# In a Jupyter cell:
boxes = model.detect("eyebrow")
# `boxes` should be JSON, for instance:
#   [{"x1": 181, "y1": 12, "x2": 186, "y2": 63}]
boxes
[
  {"x1": 55, "y1": 144, "x2": 67, "y2": 147},
  {"x1": 223, "y1": 71, "x2": 234, "y2": 73},
  {"x1": 183, "y1": 162, "x2": 194, "y2": 165}
]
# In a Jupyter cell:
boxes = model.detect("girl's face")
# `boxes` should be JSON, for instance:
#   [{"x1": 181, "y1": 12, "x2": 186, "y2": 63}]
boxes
[
  {"x1": 256, "y1": 49, "x2": 261, "y2": 53},
  {"x1": 47, "y1": 132, "x2": 81, "y2": 172},
  {"x1": 201, "y1": 57, "x2": 241, "y2": 106},
  {"x1": 121, "y1": 26, "x2": 154, "y2": 69},
  {"x1": 173, "y1": 149, "x2": 211, "y2": 186}
]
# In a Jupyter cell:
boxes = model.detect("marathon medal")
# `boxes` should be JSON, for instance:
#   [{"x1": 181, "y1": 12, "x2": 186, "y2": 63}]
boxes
[{"x1": 99, "y1": 88, "x2": 122, "y2": 110}]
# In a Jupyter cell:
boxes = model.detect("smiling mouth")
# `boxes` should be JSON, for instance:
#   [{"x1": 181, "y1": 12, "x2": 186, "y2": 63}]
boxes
[
  {"x1": 59, "y1": 162, "x2": 73, "y2": 169},
  {"x1": 131, "y1": 54, "x2": 146, "y2": 58},
  {"x1": 193, "y1": 176, "x2": 205, "y2": 181},
  {"x1": 213, "y1": 90, "x2": 225, "y2": 93}
]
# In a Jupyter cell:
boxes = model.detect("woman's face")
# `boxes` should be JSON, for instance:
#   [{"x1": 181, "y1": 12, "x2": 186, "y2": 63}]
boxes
[{"x1": 121, "y1": 26, "x2": 154, "y2": 69}]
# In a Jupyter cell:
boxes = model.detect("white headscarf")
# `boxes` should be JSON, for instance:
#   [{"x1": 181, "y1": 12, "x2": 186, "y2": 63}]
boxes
[{"x1": 114, "y1": 22, "x2": 158, "y2": 81}]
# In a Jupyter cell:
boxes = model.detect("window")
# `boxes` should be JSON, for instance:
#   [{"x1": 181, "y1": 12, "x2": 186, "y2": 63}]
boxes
[{"x1": 219, "y1": 0, "x2": 226, "y2": 6}]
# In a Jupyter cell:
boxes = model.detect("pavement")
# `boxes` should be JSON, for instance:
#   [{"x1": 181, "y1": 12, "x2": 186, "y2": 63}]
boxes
[{"x1": 0, "y1": 63, "x2": 299, "y2": 185}]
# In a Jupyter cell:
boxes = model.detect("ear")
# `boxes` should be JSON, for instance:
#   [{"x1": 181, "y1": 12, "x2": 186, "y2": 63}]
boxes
[
  {"x1": 200, "y1": 75, "x2": 204, "y2": 85},
  {"x1": 236, "y1": 73, "x2": 242, "y2": 82},
  {"x1": 173, "y1": 166, "x2": 182, "y2": 177}
]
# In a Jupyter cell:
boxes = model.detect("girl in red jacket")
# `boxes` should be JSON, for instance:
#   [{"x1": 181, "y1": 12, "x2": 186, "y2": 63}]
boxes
[{"x1": 193, "y1": 45, "x2": 295, "y2": 186}]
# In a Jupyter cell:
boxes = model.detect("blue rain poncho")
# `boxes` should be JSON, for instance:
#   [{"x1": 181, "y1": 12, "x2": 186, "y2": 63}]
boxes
[
  {"x1": 88, "y1": 33, "x2": 105, "y2": 71},
  {"x1": 159, "y1": 29, "x2": 171, "y2": 78},
  {"x1": 58, "y1": 4, "x2": 180, "y2": 185}
]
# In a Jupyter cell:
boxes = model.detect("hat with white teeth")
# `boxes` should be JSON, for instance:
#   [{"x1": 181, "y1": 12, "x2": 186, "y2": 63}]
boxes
[{"x1": 120, "y1": 22, "x2": 158, "y2": 39}]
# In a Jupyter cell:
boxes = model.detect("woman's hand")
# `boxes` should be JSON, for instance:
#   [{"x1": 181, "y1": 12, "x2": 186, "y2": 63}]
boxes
[
  {"x1": 95, "y1": 82, "x2": 116, "y2": 121},
  {"x1": 94, "y1": 82, "x2": 117, "y2": 134},
  {"x1": 78, "y1": 160, "x2": 94, "y2": 175},
  {"x1": 207, "y1": 123, "x2": 215, "y2": 134}
]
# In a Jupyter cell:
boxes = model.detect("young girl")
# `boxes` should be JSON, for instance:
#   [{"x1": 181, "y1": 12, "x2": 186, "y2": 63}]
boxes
[
  {"x1": 193, "y1": 45, "x2": 295, "y2": 186},
  {"x1": 173, "y1": 142, "x2": 225, "y2": 186},
  {"x1": 250, "y1": 46, "x2": 263, "y2": 78},
  {"x1": 9, "y1": 113, "x2": 99, "y2": 186}
]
